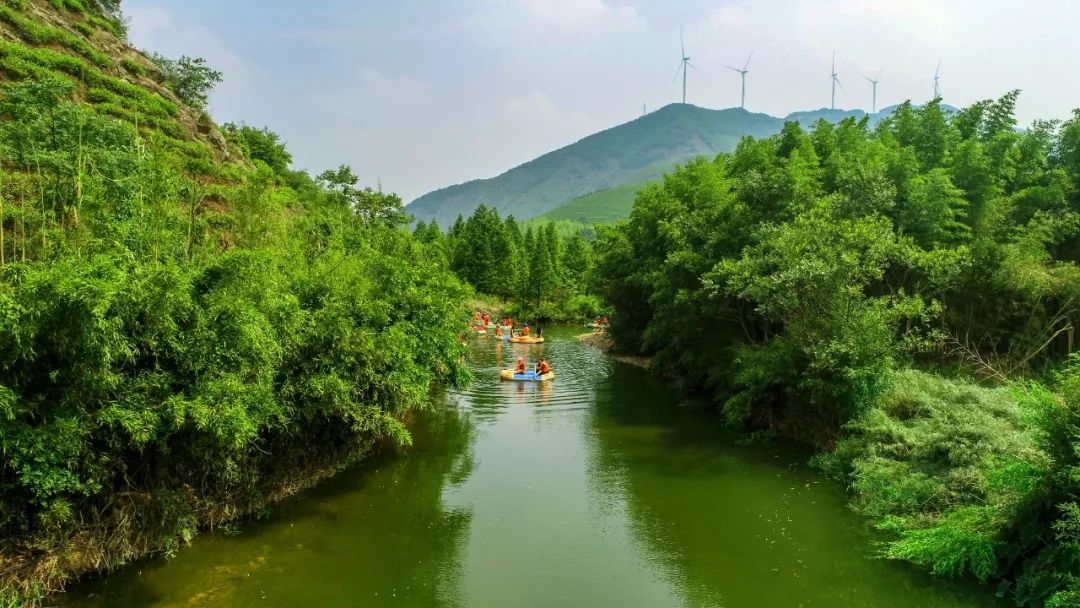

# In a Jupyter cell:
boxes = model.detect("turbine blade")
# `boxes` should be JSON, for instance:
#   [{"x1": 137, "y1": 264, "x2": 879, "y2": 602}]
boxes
[
  {"x1": 744, "y1": 51, "x2": 753, "y2": 70},
  {"x1": 687, "y1": 61, "x2": 696, "y2": 69},
  {"x1": 876, "y1": 68, "x2": 882, "y2": 80},
  {"x1": 673, "y1": 63, "x2": 683, "y2": 82},
  {"x1": 726, "y1": 65, "x2": 742, "y2": 72},
  {"x1": 836, "y1": 77, "x2": 845, "y2": 91}
]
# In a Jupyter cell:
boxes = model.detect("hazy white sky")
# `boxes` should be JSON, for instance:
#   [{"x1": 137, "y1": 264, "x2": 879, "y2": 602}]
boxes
[{"x1": 125, "y1": 0, "x2": 1079, "y2": 202}]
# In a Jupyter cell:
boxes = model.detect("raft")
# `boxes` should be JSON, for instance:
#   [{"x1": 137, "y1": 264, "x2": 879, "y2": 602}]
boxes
[
  {"x1": 500, "y1": 369, "x2": 555, "y2": 382},
  {"x1": 508, "y1": 336, "x2": 544, "y2": 344}
]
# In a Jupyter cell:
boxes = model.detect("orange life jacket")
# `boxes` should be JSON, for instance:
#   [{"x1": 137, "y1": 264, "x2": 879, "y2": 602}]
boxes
[
  {"x1": 538, "y1": 362, "x2": 551, "y2": 374},
  {"x1": 514, "y1": 362, "x2": 526, "y2": 373},
  {"x1": 522, "y1": 327, "x2": 530, "y2": 336}
]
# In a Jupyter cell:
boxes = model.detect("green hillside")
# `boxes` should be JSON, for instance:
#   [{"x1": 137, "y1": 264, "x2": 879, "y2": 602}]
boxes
[
  {"x1": 407, "y1": 104, "x2": 784, "y2": 226},
  {"x1": 542, "y1": 180, "x2": 651, "y2": 224},
  {"x1": 0, "y1": 0, "x2": 245, "y2": 180}
]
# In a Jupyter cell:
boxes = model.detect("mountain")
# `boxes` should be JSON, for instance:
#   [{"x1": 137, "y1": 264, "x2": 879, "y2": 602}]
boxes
[
  {"x1": 410, "y1": 103, "x2": 955, "y2": 226},
  {"x1": 407, "y1": 104, "x2": 783, "y2": 226}
]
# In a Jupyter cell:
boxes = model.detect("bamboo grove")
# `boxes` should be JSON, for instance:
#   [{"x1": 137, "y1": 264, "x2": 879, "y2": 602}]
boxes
[
  {"x1": 593, "y1": 94, "x2": 1080, "y2": 606},
  {"x1": 0, "y1": 74, "x2": 470, "y2": 602}
]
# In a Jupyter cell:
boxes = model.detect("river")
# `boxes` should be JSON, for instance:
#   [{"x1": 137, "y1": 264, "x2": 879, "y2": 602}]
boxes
[{"x1": 60, "y1": 327, "x2": 995, "y2": 607}]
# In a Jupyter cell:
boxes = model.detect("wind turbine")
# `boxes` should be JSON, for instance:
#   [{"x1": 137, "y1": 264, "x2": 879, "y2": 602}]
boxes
[
  {"x1": 932, "y1": 62, "x2": 942, "y2": 98},
  {"x1": 863, "y1": 69, "x2": 881, "y2": 113},
  {"x1": 673, "y1": 27, "x2": 694, "y2": 104},
  {"x1": 726, "y1": 52, "x2": 752, "y2": 109},
  {"x1": 830, "y1": 52, "x2": 843, "y2": 110}
]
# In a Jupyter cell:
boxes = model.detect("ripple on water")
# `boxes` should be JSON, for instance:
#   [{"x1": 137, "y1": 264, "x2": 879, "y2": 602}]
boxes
[{"x1": 457, "y1": 331, "x2": 613, "y2": 416}]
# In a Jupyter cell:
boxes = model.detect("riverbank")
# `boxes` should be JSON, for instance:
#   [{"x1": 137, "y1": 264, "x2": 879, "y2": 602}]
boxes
[
  {"x1": 576, "y1": 331, "x2": 651, "y2": 369},
  {"x1": 3, "y1": 432, "x2": 383, "y2": 606}
]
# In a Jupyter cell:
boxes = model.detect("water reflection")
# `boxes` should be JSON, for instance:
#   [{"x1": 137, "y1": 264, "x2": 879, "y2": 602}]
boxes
[
  {"x1": 585, "y1": 362, "x2": 997, "y2": 607},
  {"x1": 60, "y1": 391, "x2": 477, "y2": 608}
]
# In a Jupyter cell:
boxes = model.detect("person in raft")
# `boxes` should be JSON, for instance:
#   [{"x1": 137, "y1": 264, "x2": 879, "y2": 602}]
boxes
[
  {"x1": 522, "y1": 322, "x2": 530, "y2": 337},
  {"x1": 535, "y1": 357, "x2": 552, "y2": 375},
  {"x1": 482, "y1": 312, "x2": 491, "y2": 326},
  {"x1": 494, "y1": 324, "x2": 503, "y2": 337},
  {"x1": 473, "y1": 312, "x2": 482, "y2": 325},
  {"x1": 514, "y1": 356, "x2": 527, "y2": 374}
]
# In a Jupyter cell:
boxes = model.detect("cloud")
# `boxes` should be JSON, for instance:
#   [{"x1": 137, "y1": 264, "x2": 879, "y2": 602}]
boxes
[{"x1": 518, "y1": 0, "x2": 638, "y2": 29}]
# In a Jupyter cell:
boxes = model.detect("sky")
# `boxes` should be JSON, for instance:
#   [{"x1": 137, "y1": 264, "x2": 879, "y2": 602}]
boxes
[{"x1": 124, "y1": 0, "x2": 1080, "y2": 203}]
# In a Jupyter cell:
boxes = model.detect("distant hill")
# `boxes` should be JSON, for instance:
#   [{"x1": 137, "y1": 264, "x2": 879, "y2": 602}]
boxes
[
  {"x1": 408, "y1": 104, "x2": 783, "y2": 226},
  {"x1": 409, "y1": 103, "x2": 946, "y2": 225}
]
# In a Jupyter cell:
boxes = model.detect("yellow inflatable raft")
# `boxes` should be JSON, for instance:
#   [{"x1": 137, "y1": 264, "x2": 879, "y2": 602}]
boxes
[
  {"x1": 500, "y1": 369, "x2": 555, "y2": 381},
  {"x1": 508, "y1": 336, "x2": 544, "y2": 344}
]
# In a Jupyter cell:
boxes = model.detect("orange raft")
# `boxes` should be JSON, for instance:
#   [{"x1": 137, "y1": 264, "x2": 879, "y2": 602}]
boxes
[{"x1": 508, "y1": 335, "x2": 544, "y2": 344}]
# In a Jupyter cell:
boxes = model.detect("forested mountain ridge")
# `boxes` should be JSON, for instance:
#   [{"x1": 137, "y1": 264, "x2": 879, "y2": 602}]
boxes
[
  {"x1": 408, "y1": 103, "x2": 938, "y2": 226},
  {"x1": 0, "y1": 1, "x2": 470, "y2": 604}
]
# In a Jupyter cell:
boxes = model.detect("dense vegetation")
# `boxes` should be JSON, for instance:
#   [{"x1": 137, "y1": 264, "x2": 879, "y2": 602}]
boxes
[
  {"x1": 415, "y1": 208, "x2": 600, "y2": 322},
  {"x1": 0, "y1": 4, "x2": 470, "y2": 603},
  {"x1": 594, "y1": 94, "x2": 1080, "y2": 605}
]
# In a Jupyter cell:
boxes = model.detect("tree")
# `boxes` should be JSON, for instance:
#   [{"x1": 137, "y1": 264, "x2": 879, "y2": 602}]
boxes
[
  {"x1": 150, "y1": 54, "x2": 223, "y2": 109},
  {"x1": 899, "y1": 168, "x2": 970, "y2": 248},
  {"x1": 315, "y1": 165, "x2": 408, "y2": 227},
  {"x1": 222, "y1": 123, "x2": 293, "y2": 176}
]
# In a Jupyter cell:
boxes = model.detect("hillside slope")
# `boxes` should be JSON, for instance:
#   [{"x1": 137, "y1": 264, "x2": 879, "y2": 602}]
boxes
[
  {"x1": 407, "y1": 104, "x2": 784, "y2": 226},
  {"x1": 541, "y1": 180, "x2": 652, "y2": 224},
  {"x1": 0, "y1": 0, "x2": 245, "y2": 178}
]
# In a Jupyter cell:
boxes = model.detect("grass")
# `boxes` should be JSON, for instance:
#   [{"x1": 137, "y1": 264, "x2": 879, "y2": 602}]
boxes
[
  {"x1": 53, "y1": 0, "x2": 87, "y2": 12},
  {"x1": 0, "y1": 4, "x2": 110, "y2": 67},
  {"x1": 0, "y1": 39, "x2": 230, "y2": 180},
  {"x1": 0, "y1": 40, "x2": 178, "y2": 119},
  {"x1": 85, "y1": 14, "x2": 125, "y2": 39},
  {"x1": 541, "y1": 180, "x2": 650, "y2": 224},
  {"x1": 120, "y1": 57, "x2": 144, "y2": 76},
  {"x1": 817, "y1": 369, "x2": 1050, "y2": 581}
]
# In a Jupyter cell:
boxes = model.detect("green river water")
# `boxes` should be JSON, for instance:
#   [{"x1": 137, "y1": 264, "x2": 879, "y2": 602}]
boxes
[{"x1": 60, "y1": 328, "x2": 996, "y2": 607}]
